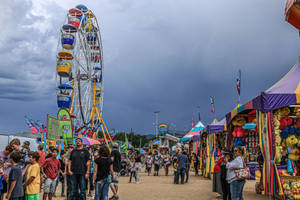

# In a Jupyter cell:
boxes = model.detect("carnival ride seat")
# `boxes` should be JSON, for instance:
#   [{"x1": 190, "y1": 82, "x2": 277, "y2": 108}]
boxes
[
  {"x1": 69, "y1": 8, "x2": 82, "y2": 17},
  {"x1": 61, "y1": 34, "x2": 75, "y2": 50},
  {"x1": 286, "y1": 1, "x2": 300, "y2": 30},
  {"x1": 87, "y1": 32, "x2": 97, "y2": 44},
  {"x1": 91, "y1": 52, "x2": 100, "y2": 62},
  {"x1": 57, "y1": 84, "x2": 73, "y2": 108},
  {"x1": 95, "y1": 88, "x2": 102, "y2": 104},
  {"x1": 76, "y1": 4, "x2": 88, "y2": 13},
  {"x1": 68, "y1": 16, "x2": 81, "y2": 29},
  {"x1": 62, "y1": 24, "x2": 77, "y2": 33},
  {"x1": 58, "y1": 51, "x2": 73, "y2": 60},
  {"x1": 57, "y1": 60, "x2": 71, "y2": 77},
  {"x1": 93, "y1": 66, "x2": 101, "y2": 71}
]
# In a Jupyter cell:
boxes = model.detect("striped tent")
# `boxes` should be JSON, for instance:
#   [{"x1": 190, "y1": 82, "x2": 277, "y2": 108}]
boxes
[{"x1": 181, "y1": 121, "x2": 205, "y2": 142}]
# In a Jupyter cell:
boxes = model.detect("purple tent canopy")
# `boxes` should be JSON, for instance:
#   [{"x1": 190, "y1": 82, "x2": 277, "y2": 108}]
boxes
[
  {"x1": 207, "y1": 118, "x2": 227, "y2": 134},
  {"x1": 226, "y1": 58, "x2": 300, "y2": 123}
]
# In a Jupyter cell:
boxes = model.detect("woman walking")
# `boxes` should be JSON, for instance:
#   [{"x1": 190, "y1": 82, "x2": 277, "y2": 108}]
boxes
[
  {"x1": 224, "y1": 146, "x2": 246, "y2": 200},
  {"x1": 163, "y1": 152, "x2": 171, "y2": 176},
  {"x1": 93, "y1": 146, "x2": 115, "y2": 200},
  {"x1": 134, "y1": 151, "x2": 143, "y2": 184}
]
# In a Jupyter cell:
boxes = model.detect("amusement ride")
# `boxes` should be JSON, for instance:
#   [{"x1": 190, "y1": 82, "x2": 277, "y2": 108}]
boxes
[{"x1": 56, "y1": 4, "x2": 112, "y2": 149}]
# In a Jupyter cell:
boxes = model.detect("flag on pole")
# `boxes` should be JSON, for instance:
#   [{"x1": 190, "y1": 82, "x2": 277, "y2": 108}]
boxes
[
  {"x1": 191, "y1": 118, "x2": 194, "y2": 127},
  {"x1": 210, "y1": 96, "x2": 215, "y2": 113},
  {"x1": 198, "y1": 112, "x2": 201, "y2": 121},
  {"x1": 236, "y1": 70, "x2": 241, "y2": 96}
]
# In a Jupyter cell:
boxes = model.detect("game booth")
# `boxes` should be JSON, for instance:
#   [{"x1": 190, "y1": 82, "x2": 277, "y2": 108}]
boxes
[
  {"x1": 204, "y1": 118, "x2": 228, "y2": 178},
  {"x1": 226, "y1": 58, "x2": 300, "y2": 199}
]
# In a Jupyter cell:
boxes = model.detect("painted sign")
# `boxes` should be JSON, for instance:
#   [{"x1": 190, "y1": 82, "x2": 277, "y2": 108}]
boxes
[{"x1": 47, "y1": 115, "x2": 61, "y2": 140}]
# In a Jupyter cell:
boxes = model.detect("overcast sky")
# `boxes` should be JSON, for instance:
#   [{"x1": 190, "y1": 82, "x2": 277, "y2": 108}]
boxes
[{"x1": 0, "y1": 0, "x2": 299, "y2": 135}]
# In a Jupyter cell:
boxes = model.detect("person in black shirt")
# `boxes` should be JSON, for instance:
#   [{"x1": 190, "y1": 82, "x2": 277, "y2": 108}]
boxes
[
  {"x1": 220, "y1": 151, "x2": 231, "y2": 200},
  {"x1": 93, "y1": 145, "x2": 114, "y2": 200},
  {"x1": 68, "y1": 138, "x2": 90, "y2": 200},
  {"x1": 110, "y1": 144, "x2": 120, "y2": 200}
]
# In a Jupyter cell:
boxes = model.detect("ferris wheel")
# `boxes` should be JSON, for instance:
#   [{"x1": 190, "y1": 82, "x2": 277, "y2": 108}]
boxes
[{"x1": 56, "y1": 5, "x2": 107, "y2": 136}]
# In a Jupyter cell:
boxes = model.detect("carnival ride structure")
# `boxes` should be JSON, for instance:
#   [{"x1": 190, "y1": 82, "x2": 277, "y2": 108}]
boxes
[{"x1": 55, "y1": 4, "x2": 112, "y2": 149}]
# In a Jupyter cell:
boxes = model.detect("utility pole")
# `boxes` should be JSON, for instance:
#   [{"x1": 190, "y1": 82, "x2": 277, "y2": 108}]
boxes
[{"x1": 154, "y1": 110, "x2": 160, "y2": 138}]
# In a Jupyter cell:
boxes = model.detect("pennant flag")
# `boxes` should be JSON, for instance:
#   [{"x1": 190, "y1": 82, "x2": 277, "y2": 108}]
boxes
[
  {"x1": 210, "y1": 96, "x2": 215, "y2": 113},
  {"x1": 25, "y1": 116, "x2": 39, "y2": 134},
  {"x1": 191, "y1": 118, "x2": 194, "y2": 127},
  {"x1": 236, "y1": 70, "x2": 241, "y2": 96}
]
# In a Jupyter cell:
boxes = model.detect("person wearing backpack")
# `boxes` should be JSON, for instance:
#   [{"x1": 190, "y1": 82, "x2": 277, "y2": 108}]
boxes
[{"x1": 224, "y1": 146, "x2": 246, "y2": 200}]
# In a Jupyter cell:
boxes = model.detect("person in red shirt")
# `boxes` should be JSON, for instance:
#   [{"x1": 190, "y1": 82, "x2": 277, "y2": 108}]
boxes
[
  {"x1": 213, "y1": 149, "x2": 224, "y2": 198},
  {"x1": 37, "y1": 144, "x2": 46, "y2": 167},
  {"x1": 42, "y1": 148, "x2": 60, "y2": 200}
]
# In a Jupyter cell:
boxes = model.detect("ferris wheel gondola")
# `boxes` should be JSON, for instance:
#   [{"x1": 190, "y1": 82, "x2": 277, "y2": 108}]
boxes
[{"x1": 55, "y1": 5, "x2": 112, "y2": 147}]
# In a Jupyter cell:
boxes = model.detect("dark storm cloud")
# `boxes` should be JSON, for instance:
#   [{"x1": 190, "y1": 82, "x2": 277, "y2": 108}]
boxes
[{"x1": 0, "y1": 0, "x2": 299, "y2": 135}]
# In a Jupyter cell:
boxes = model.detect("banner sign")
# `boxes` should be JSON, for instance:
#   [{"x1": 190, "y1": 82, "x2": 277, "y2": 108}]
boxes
[
  {"x1": 47, "y1": 113, "x2": 73, "y2": 145},
  {"x1": 60, "y1": 119, "x2": 73, "y2": 145},
  {"x1": 47, "y1": 115, "x2": 61, "y2": 140}
]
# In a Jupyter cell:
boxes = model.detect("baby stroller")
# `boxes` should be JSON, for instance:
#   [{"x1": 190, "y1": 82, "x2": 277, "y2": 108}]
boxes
[{"x1": 119, "y1": 159, "x2": 129, "y2": 176}]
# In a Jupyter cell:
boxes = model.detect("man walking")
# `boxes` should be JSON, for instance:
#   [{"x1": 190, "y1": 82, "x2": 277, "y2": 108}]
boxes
[
  {"x1": 68, "y1": 138, "x2": 90, "y2": 200},
  {"x1": 177, "y1": 150, "x2": 188, "y2": 184},
  {"x1": 110, "y1": 143, "x2": 120, "y2": 200}
]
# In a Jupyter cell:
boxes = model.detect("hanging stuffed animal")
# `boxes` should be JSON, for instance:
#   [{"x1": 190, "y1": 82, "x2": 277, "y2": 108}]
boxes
[
  {"x1": 232, "y1": 116, "x2": 247, "y2": 127},
  {"x1": 232, "y1": 126, "x2": 247, "y2": 138},
  {"x1": 279, "y1": 116, "x2": 293, "y2": 130},
  {"x1": 279, "y1": 107, "x2": 291, "y2": 117}
]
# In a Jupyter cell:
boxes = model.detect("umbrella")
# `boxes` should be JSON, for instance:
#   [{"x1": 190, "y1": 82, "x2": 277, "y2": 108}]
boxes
[{"x1": 80, "y1": 137, "x2": 100, "y2": 145}]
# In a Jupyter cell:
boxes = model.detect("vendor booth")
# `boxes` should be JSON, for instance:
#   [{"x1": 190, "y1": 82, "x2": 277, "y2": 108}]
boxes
[
  {"x1": 203, "y1": 118, "x2": 228, "y2": 178},
  {"x1": 226, "y1": 58, "x2": 300, "y2": 198}
]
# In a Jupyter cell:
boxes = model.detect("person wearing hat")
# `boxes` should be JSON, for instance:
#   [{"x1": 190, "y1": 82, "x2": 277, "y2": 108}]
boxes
[
  {"x1": 109, "y1": 143, "x2": 120, "y2": 200},
  {"x1": 68, "y1": 138, "x2": 90, "y2": 200}
]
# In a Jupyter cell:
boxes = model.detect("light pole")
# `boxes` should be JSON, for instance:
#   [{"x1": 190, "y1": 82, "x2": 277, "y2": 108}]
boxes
[
  {"x1": 170, "y1": 122, "x2": 176, "y2": 137},
  {"x1": 154, "y1": 110, "x2": 160, "y2": 138}
]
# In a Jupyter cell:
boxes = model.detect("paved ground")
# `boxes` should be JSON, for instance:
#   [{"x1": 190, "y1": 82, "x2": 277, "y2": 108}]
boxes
[{"x1": 53, "y1": 170, "x2": 268, "y2": 200}]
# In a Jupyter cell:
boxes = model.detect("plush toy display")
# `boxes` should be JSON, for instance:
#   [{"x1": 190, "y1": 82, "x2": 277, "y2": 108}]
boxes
[
  {"x1": 279, "y1": 116, "x2": 293, "y2": 130},
  {"x1": 232, "y1": 116, "x2": 247, "y2": 127},
  {"x1": 232, "y1": 126, "x2": 247, "y2": 138}
]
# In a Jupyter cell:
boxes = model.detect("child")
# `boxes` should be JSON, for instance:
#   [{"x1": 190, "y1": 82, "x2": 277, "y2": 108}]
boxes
[
  {"x1": 6, "y1": 151, "x2": 23, "y2": 200},
  {"x1": 128, "y1": 157, "x2": 136, "y2": 183},
  {"x1": 42, "y1": 148, "x2": 60, "y2": 200},
  {"x1": 145, "y1": 153, "x2": 152, "y2": 176},
  {"x1": 24, "y1": 152, "x2": 40, "y2": 200},
  {"x1": 173, "y1": 156, "x2": 179, "y2": 184}
]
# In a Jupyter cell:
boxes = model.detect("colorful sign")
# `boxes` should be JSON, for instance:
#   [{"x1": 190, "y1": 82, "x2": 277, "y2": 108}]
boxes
[
  {"x1": 47, "y1": 115, "x2": 61, "y2": 140},
  {"x1": 59, "y1": 119, "x2": 73, "y2": 146},
  {"x1": 57, "y1": 109, "x2": 71, "y2": 120},
  {"x1": 57, "y1": 109, "x2": 73, "y2": 145},
  {"x1": 158, "y1": 123, "x2": 168, "y2": 136}
]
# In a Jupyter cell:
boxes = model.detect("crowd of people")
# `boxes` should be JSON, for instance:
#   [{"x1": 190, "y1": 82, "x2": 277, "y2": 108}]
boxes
[
  {"x1": 0, "y1": 138, "x2": 123, "y2": 200},
  {"x1": 0, "y1": 137, "x2": 252, "y2": 200}
]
